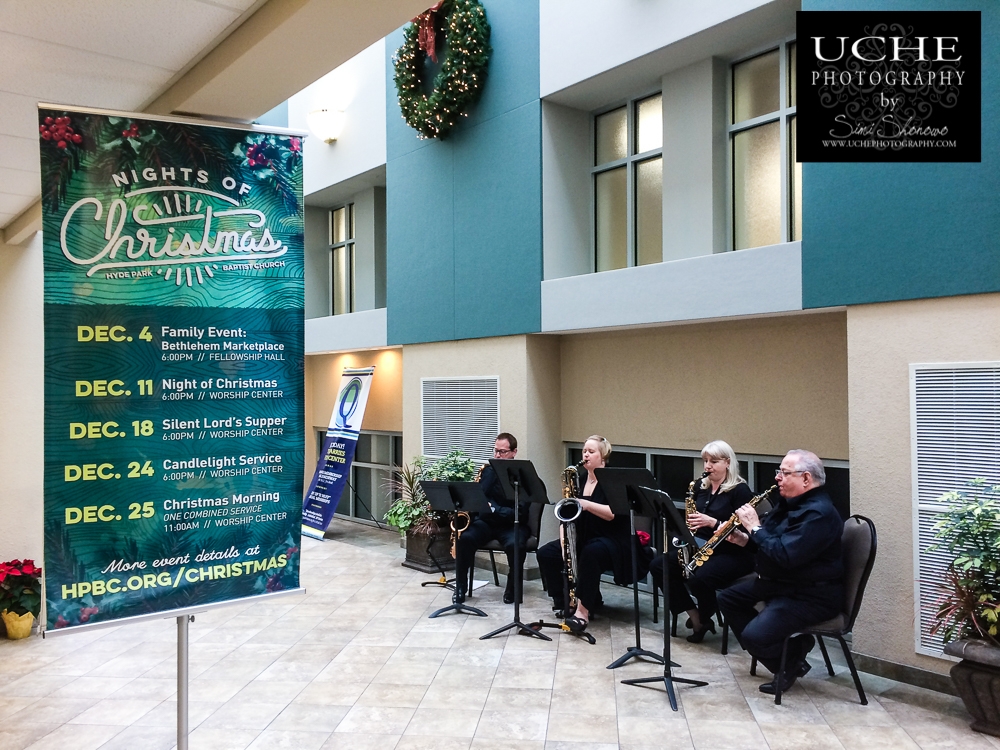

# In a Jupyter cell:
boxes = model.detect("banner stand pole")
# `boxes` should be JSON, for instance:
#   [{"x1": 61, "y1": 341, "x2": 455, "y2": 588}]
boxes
[{"x1": 177, "y1": 614, "x2": 192, "y2": 750}]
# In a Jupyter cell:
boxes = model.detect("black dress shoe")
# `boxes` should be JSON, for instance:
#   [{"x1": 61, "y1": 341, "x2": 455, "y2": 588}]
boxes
[
  {"x1": 759, "y1": 660, "x2": 811, "y2": 694},
  {"x1": 502, "y1": 579, "x2": 521, "y2": 605},
  {"x1": 685, "y1": 618, "x2": 717, "y2": 644}
]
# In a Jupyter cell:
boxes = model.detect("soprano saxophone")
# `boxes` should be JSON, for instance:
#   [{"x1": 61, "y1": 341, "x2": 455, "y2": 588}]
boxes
[
  {"x1": 684, "y1": 485, "x2": 777, "y2": 575},
  {"x1": 554, "y1": 461, "x2": 584, "y2": 614},
  {"x1": 676, "y1": 471, "x2": 709, "y2": 578}
]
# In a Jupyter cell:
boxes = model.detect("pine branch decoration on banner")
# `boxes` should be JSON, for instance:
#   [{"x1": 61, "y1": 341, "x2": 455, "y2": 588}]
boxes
[{"x1": 392, "y1": 0, "x2": 492, "y2": 140}]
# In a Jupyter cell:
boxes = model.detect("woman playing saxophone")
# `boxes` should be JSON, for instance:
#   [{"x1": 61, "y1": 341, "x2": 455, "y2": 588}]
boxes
[{"x1": 648, "y1": 440, "x2": 757, "y2": 642}]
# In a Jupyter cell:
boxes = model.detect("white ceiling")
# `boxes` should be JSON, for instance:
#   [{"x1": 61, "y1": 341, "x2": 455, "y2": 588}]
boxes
[{"x1": 0, "y1": 0, "x2": 263, "y2": 229}]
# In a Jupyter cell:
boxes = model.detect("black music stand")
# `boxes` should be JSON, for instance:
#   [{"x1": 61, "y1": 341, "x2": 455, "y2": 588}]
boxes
[
  {"x1": 480, "y1": 459, "x2": 551, "y2": 641},
  {"x1": 621, "y1": 486, "x2": 708, "y2": 711},
  {"x1": 595, "y1": 467, "x2": 665, "y2": 670},
  {"x1": 420, "y1": 481, "x2": 489, "y2": 619}
]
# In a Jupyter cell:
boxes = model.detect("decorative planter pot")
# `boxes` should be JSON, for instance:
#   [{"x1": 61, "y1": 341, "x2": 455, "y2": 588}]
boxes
[
  {"x1": 402, "y1": 529, "x2": 455, "y2": 575},
  {"x1": 944, "y1": 639, "x2": 1000, "y2": 737},
  {"x1": 1, "y1": 610, "x2": 35, "y2": 640}
]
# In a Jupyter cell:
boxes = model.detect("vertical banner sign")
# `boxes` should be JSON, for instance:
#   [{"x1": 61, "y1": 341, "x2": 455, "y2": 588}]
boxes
[
  {"x1": 40, "y1": 106, "x2": 305, "y2": 632},
  {"x1": 302, "y1": 367, "x2": 375, "y2": 539},
  {"x1": 797, "y1": 11, "x2": 981, "y2": 162}
]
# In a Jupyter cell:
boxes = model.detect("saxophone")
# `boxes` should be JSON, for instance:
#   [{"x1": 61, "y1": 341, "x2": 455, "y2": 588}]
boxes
[
  {"x1": 450, "y1": 510, "x2": 471, "y2": 559},
  {"x1": 676, "y1": 471, "x2": 709, "y2": 578},
  {"x1": 684, "y1": 484, "x2": 777, "y2": 575},
  {"x1": 554, "y1": 462, "x2": 584, "y2": 614}
]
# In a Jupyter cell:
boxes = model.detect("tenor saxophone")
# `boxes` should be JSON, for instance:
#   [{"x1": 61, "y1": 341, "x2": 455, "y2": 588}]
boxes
[
  {"x1": 684, "y1": 485, "x2": 777, "y2": 575},
  {"x1": 676, "y1": 471, "x2": 709, "y2": 578},
  {"x1": 450, "y1": 510, "x2": 471, "y2": 559},
  {"x1": 554, "y1": 462, "x2": 584, "y2": 614}
]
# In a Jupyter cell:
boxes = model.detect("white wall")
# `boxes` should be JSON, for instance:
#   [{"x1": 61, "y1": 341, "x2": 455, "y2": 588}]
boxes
[
  {"x1": 0, "y1": 235, "x2": 44, "y2": 563},
  {"x1": 540, "y1": 0, "x2": 775, "y2": 97},
  {"x1": 541, "y1": 101, "x2": 591, "y2": 280},
  {"x1": 289, "y1": 38, "x2": 387, "y2": 197}
]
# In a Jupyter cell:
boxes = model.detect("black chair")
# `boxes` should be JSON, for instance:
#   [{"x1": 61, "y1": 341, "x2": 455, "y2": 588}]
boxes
[
  {"x1": 467, "y1": 498, "x2": 545, "y2": 595},
  {"x1": 751, "y1": 514, "x2": 878, "y2": 705}
]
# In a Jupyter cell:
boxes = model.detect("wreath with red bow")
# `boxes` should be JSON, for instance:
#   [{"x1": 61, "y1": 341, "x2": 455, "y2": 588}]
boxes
[{"x1": 392, "y1": 0, "x2": 491, "y2": 140}]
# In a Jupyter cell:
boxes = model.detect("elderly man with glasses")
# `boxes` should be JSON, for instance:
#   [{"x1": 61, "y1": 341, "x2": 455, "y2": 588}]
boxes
[
  {"x1": 717, "y1": 449, "x2": 844, "y2": 695},
  {"x1": 453, "y1": 433, "x2": 529, "y2": 605}
]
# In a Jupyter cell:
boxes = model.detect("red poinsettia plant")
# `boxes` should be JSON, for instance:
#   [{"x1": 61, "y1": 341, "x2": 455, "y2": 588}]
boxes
[{"x1": 0, "y1": 559, "x2": 43, "y2": 617}]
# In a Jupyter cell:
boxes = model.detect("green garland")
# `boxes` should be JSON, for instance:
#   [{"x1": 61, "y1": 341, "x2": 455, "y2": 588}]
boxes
[{"x1": 393, "y1": 0, "x2": 491, "y2": 140}]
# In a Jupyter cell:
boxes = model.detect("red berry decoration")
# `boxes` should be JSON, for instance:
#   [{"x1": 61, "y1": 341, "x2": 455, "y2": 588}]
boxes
[
  {"x1": 72, "y1": 134, "x2": 82, "y2": 143},
  {"x1": 44, "y1": 116, "x2": 53, "y2": 125},
  {"x1": 57, "y1": 140, "x2": 67, "y2": 149}
]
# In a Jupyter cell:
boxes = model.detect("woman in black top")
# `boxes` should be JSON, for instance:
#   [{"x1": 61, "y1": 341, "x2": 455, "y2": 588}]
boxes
[
  {"x1": 650, "y1": 440, "x2": 756, "y2": 642},
  {"x1": 537, "y1": 435, "x2": 646, "y2": 632}
]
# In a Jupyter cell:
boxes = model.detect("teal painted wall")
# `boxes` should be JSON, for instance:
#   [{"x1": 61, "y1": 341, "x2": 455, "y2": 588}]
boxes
[
  {"x1": 385, "y1": 1, "x2": 541, "y2": 345},
  {"x1": 802, "y1": 0, "x2": 999, "y2": 308}
]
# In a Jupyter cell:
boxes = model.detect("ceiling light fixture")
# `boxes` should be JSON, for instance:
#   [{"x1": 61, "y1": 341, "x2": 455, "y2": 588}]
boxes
[{"x1": 306, "y1": 108, "x2": 346, "y2": 143}]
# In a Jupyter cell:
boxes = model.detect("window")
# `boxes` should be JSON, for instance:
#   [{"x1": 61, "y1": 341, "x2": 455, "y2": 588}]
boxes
[
  {"x1": 729, "y1": 41, "x2": 800, "y2": 251},
  {"x1": 330, "y1": 204, "x2": 355, "y2": 315},
  {"x1": 911, "y1": 364, "x2": 1000, "y2": 655},
  {"x1": 593, "y1": 93, "x2": 663, "y2": 272},
  {"x1": 324, "y1": 430, "x2": 403, "y2": 525}
]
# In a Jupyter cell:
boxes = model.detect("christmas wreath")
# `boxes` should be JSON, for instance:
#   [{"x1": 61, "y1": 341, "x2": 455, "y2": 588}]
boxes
[{"x1": 392, "y1": 0, "x2": 491, "y2": 140}]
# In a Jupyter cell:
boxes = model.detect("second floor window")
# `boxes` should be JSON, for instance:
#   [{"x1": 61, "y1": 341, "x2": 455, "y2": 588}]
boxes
[
  {"x1": 593, "y1": 93, "x2": 663, "y2": 272},
  {"x1": 330, "y1": 203, "x2": 355, "y2": 315},
  {"x1": 729, "y1": 41, "x2": 800, "y2": 251}
]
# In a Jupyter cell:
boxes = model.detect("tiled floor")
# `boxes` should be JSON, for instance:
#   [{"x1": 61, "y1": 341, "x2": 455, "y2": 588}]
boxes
[{"x1": 1, "y1": 520, "x2": 997, "y2": 750}]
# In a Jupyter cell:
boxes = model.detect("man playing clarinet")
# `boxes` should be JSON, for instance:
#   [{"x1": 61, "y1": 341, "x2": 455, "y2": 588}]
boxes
[{"x1": 717, "y1": 449, "x2": 844, "y2": 695}]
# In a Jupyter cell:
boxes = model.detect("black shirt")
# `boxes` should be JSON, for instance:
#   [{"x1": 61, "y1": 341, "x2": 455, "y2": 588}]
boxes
[
  {"x1": 691, "y1": 480, "x2": 755, "y2": 557},
  {"x1": 751, "y1": 485, "x2": 844, "y2": 585},
  {"x1": 479, "y1": 464, "x2": 528, "y2": 522}
]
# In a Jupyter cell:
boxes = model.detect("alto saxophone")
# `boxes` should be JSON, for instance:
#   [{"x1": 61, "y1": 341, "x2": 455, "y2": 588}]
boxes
[
  {"x1": 676, "y1": 471, "x2": 709, "y2": 578},
  {"x1": 684, "y1": 485, "x2": 777, "y2": 575}
]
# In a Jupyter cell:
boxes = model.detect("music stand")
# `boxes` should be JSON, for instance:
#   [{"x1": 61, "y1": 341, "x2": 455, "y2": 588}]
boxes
[
  {"x1": 594, "y1": 467, "x2": 665, "y2": 670},
  {"x1": 420, "y1": 481, "x2": 489, "y2": 619},
  {"x1": 620, "y1": 486, "x2": 708, "y2": 711},
  {"x1": 479, "y1": 459, "x2": 551, "y2": 641}
]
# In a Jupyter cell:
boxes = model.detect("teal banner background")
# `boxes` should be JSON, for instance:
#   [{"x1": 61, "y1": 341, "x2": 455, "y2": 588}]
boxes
[{"x1": 41, "y1": 107, "x2": 304, "y2": 631}]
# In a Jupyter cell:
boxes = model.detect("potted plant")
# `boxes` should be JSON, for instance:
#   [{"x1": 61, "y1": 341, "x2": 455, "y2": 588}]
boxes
[
  {"x1": 385, "y1": 450, "x2": 478, "y2": 573},
  {"x1": 0, "y1": 559, "x2": 43, "y2": 639},
  {"x1": 929, "y1": 479, "x2": 1000, "y2": 737}
]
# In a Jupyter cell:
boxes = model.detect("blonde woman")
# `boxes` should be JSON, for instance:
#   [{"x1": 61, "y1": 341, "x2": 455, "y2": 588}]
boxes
[
  {"x1": 649, "y1": 440, "x2": 755, "y2": 642},
  {"x1": 536, "y1": 435, "x2": 648, "y2": 633}
]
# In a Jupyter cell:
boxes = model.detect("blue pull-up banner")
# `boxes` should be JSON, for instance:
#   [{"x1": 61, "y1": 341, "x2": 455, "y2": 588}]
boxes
[{"x1": 302, "y1": 366, "x2": 375, "y2": 539}]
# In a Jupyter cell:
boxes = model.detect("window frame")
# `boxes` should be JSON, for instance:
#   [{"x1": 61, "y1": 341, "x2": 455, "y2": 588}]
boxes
[
  {"x1": 328, "y1": 203, "x2": 356, "y2": 315},
  {"x1": 591, "y1": 90, "x2": 663, "y2": 272},
  {"x1": 322, "y1": 429, "x2": 403, "y2": 527},
  {"x1": 727, "y1": 37, "x2": 798, "y2": 251}
]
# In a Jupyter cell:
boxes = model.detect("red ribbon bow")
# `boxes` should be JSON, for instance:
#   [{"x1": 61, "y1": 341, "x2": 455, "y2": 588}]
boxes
[{"x1": 412, "y1": 2, "x2": 445, "y2": 63}]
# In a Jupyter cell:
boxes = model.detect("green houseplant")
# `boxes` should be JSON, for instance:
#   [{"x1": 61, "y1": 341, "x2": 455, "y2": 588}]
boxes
[
  {"x1": 0, "y1": 559, "x2": 43, "y2": 639},
  {"x1": 929, "y1": 479, "x2": 1000, "y2": 737},
  {"x1": 385, "y1": 450, "x2": 478, "y2": 572}
]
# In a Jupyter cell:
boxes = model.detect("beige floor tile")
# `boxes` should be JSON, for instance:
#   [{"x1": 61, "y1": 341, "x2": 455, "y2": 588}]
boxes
[
  {"x1": 186, "y1": 726, "x2": 260, "y2": 750},
  {"x1": 549, "y1": 682, "x2": 618, "y2": 716},
  {"x1": 332, "y1": 644, "x2": 398, "y2": 665},
  {"x1": 544, "y1": 743, "x2": 621, "y2": 750},
  {"x1": 442, "y1": 647, "x2": 504, "y2": 669},
  {"x1": 321, "y1": 731, "x2": 400, "y2": 749},
  {"x1": 232, "y1": 678, "x2": 307, "y2": 703},
  {"x1": 199, "y1": 700, "x2": 286, "y2": 730},
  {"x1": 484, "y1": 686, "x2": 552, "y2": 713},
  {"x1": 405, "y1": 707, "x2": 481, "y2": 737},
  {"x1": 474, "y1": 709, "x2": 549, "y2": 741},
  {"x1": 334, "y1": 705, "x2": 416, "y2": 734},
  {"x1": 470, "y1": 740, "x2": 544, "y2": 750},
  {"x1": 187, "y1": 678, "x2": 250, "y2": 703},
  {"x1": 431, "y1": 664, "x2": 497, "y2": 687},
  {"x1": 0, "y1": 695, "x2": 41, "y2": 719},
  {"x1": 545, "y1": 712, "x2": 619, "y2": 744},
  {"x1": 2, "y1": 673, "x2": 78, "y2": 697},
  {"x1": 23, "y1": 723, "x2": 123, "y2": 750},
  {"x1": 832, "y1": 725, "x2": 922, "y2": 749},
  {"x1": 106, "y1": 676, "x2": 177, "y2": 701},
  {"x1": 813, "y1": 695, "x2": 898, "y2": 726},
  {"x1": 357, "y1": 682, "x2": 428, "y2": 708},
  {"x1": 66, "y1": 698, "x2": 160, "y2": 725},
  {"x1": 491, "y1": 664, "x2": 555, "y2": 690},
  {"x1": 617, "y1": 715, "x2": 694, "y2": 746},
  {"x1": 686, "y1": 719, "x2": 769, "y2": 750},
  {"x1": 759, "y1": 723, "x2": 847, "y2": 750},
  {"x1": 134, "y1": 699, "x2": 222, "y2": 728},
  {"x1": 902, "y1": 720, "x2": 998, "y2": 749},
  {"x1": 314, "y1": 659, "x2": 384, "y2": 682},
  {"x1": 49, "y1": 676, "x2": 134, "y2": 699},
  {"x1": 420, "y1": 682, "x2": 490, "y2": 710},
  {"x1": 0, "y1": 724, "x2": 62, "y2": 750},
  {"x1": 269, "y1": 701, "x2": 350, "y2": 732},
  {"x1": 99, "y1": 724, "x2": 177, "y2": 750},
  {"x1": 372, "y1": 662, "x2": 439, "y2": 686},
  {"x1": 396, "y1": 736, "x2": 472, "y2": 750},
  {"x1": 294, "y1": 679, "x2": 370, "y2": 706},
  {"x1": 678, "y1": 689, "x2": 755, "y2": 722},
  {"x1": 744, "y1": 692, "x2": 828, "y2": 724},
  {"x1": 245, "y1": 728, "x2": 332, "y2": 749}
]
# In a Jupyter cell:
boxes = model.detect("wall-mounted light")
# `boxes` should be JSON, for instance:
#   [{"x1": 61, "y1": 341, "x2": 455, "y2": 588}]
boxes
[{"x1": 307, "y1": 108, "x2": 346, "y2": 143}]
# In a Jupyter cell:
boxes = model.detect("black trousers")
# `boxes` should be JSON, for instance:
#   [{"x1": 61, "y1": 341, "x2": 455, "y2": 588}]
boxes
[
  {"x1": 650, "y1": 549, "x2": 754, "y2": 622},
  {"x1": 454, "y1": 517, "x2": 527, "y2": 593},
  {"x1": 536, "y1": 536, "x2": 614, "y2": 611},
  {"x1": 717, "y1": 576, "x2": 842, "y2": 674}
]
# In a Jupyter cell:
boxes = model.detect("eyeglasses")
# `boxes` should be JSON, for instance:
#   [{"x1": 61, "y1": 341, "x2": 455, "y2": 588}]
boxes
[
  {"x1": 494, "y1": 448, "x2": 514, "y2": 456},
  {"x1": 775, "y1": 469, "x2": 806, "y2": 478}
]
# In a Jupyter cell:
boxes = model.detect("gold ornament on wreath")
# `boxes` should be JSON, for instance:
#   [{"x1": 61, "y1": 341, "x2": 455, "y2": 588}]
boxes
[{"x1": 392, "y1": 0, "x2": 492, "y2": 140}]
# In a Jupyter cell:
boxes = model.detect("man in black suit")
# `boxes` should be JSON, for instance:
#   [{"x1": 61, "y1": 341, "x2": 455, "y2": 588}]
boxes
[
  {"x1": 453, "y1": 433, "x2": 529, "y2": 604},
  {"x1": 717, "y1": 449, "x2": 844, "y2": 694}
]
